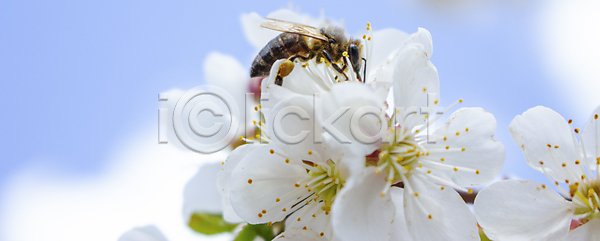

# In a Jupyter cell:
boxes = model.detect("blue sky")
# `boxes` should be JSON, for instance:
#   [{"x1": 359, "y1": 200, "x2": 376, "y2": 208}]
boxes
[{"x1": 2, "y1": 0, "x2": 598, "y2": 240}]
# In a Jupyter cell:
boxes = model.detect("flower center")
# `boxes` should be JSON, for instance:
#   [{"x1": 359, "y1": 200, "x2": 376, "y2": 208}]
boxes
[
  {"x1": 368, "y1": 127, "x2": 427, "y2": 195},
  {"x1": 570, "y1": 177, "x2": 600, "y2": 220},
  {"x1": 301, "y1": 160, "x2": 345, "y2": 213}
]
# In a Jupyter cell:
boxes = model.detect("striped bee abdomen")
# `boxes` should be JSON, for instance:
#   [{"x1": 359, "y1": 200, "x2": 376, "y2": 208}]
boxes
[{"x1": 250, "y1": 33, "x2": 310, "y2": 78}]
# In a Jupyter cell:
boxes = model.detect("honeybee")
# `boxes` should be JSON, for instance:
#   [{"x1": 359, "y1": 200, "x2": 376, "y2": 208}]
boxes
[{"x1": 250, "y1": 18, "x2": 364, "y2": 86}]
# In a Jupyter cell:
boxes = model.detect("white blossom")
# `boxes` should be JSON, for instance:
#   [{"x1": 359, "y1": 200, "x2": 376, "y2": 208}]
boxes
[
  {"x1": 331, "y1": 28, "x2": 505, "y2": 241},
  {"x1": 475, "y1": 105, "x2": 600, "y2": 240}
]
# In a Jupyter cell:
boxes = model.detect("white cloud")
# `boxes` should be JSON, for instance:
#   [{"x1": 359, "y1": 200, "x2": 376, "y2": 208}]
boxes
[
  {"x1": 537, "y1": 0, "x2": 600, "y2": 117},
  {"x1": 0, "y1": 118, "x2": 232, "y2": 240}
]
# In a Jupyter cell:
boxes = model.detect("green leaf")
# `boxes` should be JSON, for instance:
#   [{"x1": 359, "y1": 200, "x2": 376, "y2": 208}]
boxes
[
  {"x1": 188, "y1": 213, "x2": 238, "y2": 235},
  {"x1": 234, "y1": 224, "x2": 275, "y2": 241}
]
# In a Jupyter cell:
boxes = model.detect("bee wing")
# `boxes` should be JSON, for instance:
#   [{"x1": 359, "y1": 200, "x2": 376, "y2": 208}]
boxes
[{"x1": 261, "y1": 18, "x2": 329, "y2": 41}]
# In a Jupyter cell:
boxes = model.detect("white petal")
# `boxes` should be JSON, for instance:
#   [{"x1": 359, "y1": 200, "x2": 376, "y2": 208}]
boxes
[
  {"x1": 403, "y1": 28, "x2": 433, "y2": 56},
  {"x1": 320, "y1": 82, "x2": 388, "y2": 157},
  {"x1": 474, "y1": 180, "x2": 574, "y2": 241},
  {"x1": 403, "y1": 176, "x2": 479, "y2": 241},
  {"x1": 391, "y1": 30, "x2": 439, "y2": 127},
  {"x1": 274, "y1": 228, "x2": 330, "y2": 241},
  {"x1": 183, "y1": 162, "x2": 223, "y2": 220},
  {"x1": 265, "y1": 94, "x2": 326, "y2": 162},
  {"x1": 332, "y1": 167, "x2": 395, "y2": 241},
  {"x1": 568, "y1": 218, "x2": 600, "y2": 240},
  {"x1": 230, "y1": 145, "x2": 308, "y2": 224},
  {"x1": 581, "y1": 105, "x2": 600, "y2": 167},
  {"x1": 203, "y1": 52, "x2": 248, "y2": 115},
  {"x1": 510, "y1": 106, "x2": 582, "y2": 183},
  {"x1": 260, "y1": 60, "x2": 303, "y2": 110},
  {"x1": 366, "y1": 28, "x2": 410, "y2": 82},
  {"x1": 284, "y1": 201, "x2": 332, "y2": 239},
  {"x1": 118, "y1": 225, "x2": 168, "y2": 241},
  {"x1": 217, "y1": 144, "x2": 261, "y2": 223},
  {"x1": 425, "y1": 107, "x2": 505, "y2": 186},
  {"x1": 389, "y1": 188, "x2": 413, "y2": 241}
]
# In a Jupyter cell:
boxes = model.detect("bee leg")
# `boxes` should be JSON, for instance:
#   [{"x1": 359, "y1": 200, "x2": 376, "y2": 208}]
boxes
[
  {"x1": 275, "y1": 59, "x2": 295, "y2": 86},
  {"x1": 321, "y1": 50, "x2": 349, "y2": 81},
  {"x1": 361, "y1": 57, "x2": 367, "y2": 83}
]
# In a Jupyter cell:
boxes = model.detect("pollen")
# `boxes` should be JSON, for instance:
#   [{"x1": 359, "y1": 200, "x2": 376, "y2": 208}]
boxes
[
  {"x1": 562, "y1": 163, "x2": 567, "y2": 167},
  {"x1": 427, "y1": 170, "x2": 431, "y2": 174},
  {"x1": 303, "y1": 226, "x2": 307, "y2": 230},
  {"x1": 461, "y1": 147, "x2": 466, "y2": 151},
  {"x1": 248, "y1": 179, "x2": 253, "y2": 184},
  {"x1": 308, "y1": 151, "x2": 313, "y2": 155},
  {"x1": 254, "y1": 106, "x2": 258, "y2": 111},
  {"x1": 554, "y1": 145, "x2": 559, "y2": 149},
  {"x1": 380, "y1": 192, "x2": 386, "y2": 197},
  {"x1": 445, "y1": 146, "x2": 449, "y2": 150},
  {"x1": 456, "y1": 132, "x2": 460, "y2": 136},
  {"x1": 443, "y1": 136, "x2": 447, "y2": 141},
  {"x1": 568, "y1": 119, "x2": 573, "y2": 124},
  {"x1": 595, "y1": 114, "x2": 598, "y2": 119},
  {"x1": 565, "y1": 179, "x2": 570, "y2": 184},
  {"x1": 297, "y1": 218, "x2": 301, "y2": 222},
  {"x1": 465, "y1": 128, "x2": 469, "y2": 132},
  {"x1": 343, "y1": 51, "x2": 349, "y2": 57},
  {"x1": 440, "y1": 158, "x2": 445, "y2": 162},
  {"x1": 581, "y1": 174, "x2": 587, "y2": 180},
  {"x1": 285, "y1": 159, "x2": 289, "y2": 163},
  {"x1": 320, "y1": 232, "x2": 325, "y2": 237},
  {"x1": 262, "y1": 210, "x2": 267, "y2": 214},
  {"x1": 238, "y1": 136, "x2": 243, "y2": 141},
  {"x1": 547, "y1": 144, "x2": 552, "y2": 148},
  {"x1": 597, "y1": 157, "x2": 600, "y2": 165},
  {"x1": 363, "y1": 35, "x2": 366, "y2": 39},
  {"x1": 475, "y1": 170, "x2": 480, "y2": 175},
  {"x1": 282, "y1": 208, "x2": 287, "y2": 212},
  {"x1": 258, "y1": 213, "x2": 263, "y2": 218},
  {"x1": 539, "y1": 161, "x2": 544, "y2": 165},
  {"x1": 459, "y1": 99, "x2": 463, "y2": 103},
  {"x1": 453, "y1": 167, "x2": 458, "y2": 172},
  {"x1": 541, "y1": 184, "x2": 546, "y2": 189},
  {"x1": 270, "y1": 149, "x2": 274, "y2": 154},
  {"x1": 468, "y1": 189, "x2": 473, "y2": 194},
  {"x1": 428, "y1": 214, "x2": 432, "y2": 219},
  {"x1": 575, "y1": 128, "x2": 580, "y2": 133},
  {"x1": 295, "y1": 183, "x2": 300, "y2": 188},
  {"x1": 423, "y1": 87, "x2": 427, "y2": 92},
  {"x1": 414, "y1": 193, "x2": 419, "y2": 197},
  {"x1": 367, "y1": 37, "x2": 371, "y2": 41},
  {"x1": 576, "y1": 160, "x2": 581, "y2": 165},
  {"x1": 434, "y1": 100, "x2": 438, "y2": 104},
  {"x1": 276, "y1": 198, "x2": 280, "y2": 202},
  {"x1": 440, "y1": 186, "x2": 445, "y2": 190},
  {"x1": 268, "y1": 222, "x2": 272, "y2": 226}
]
